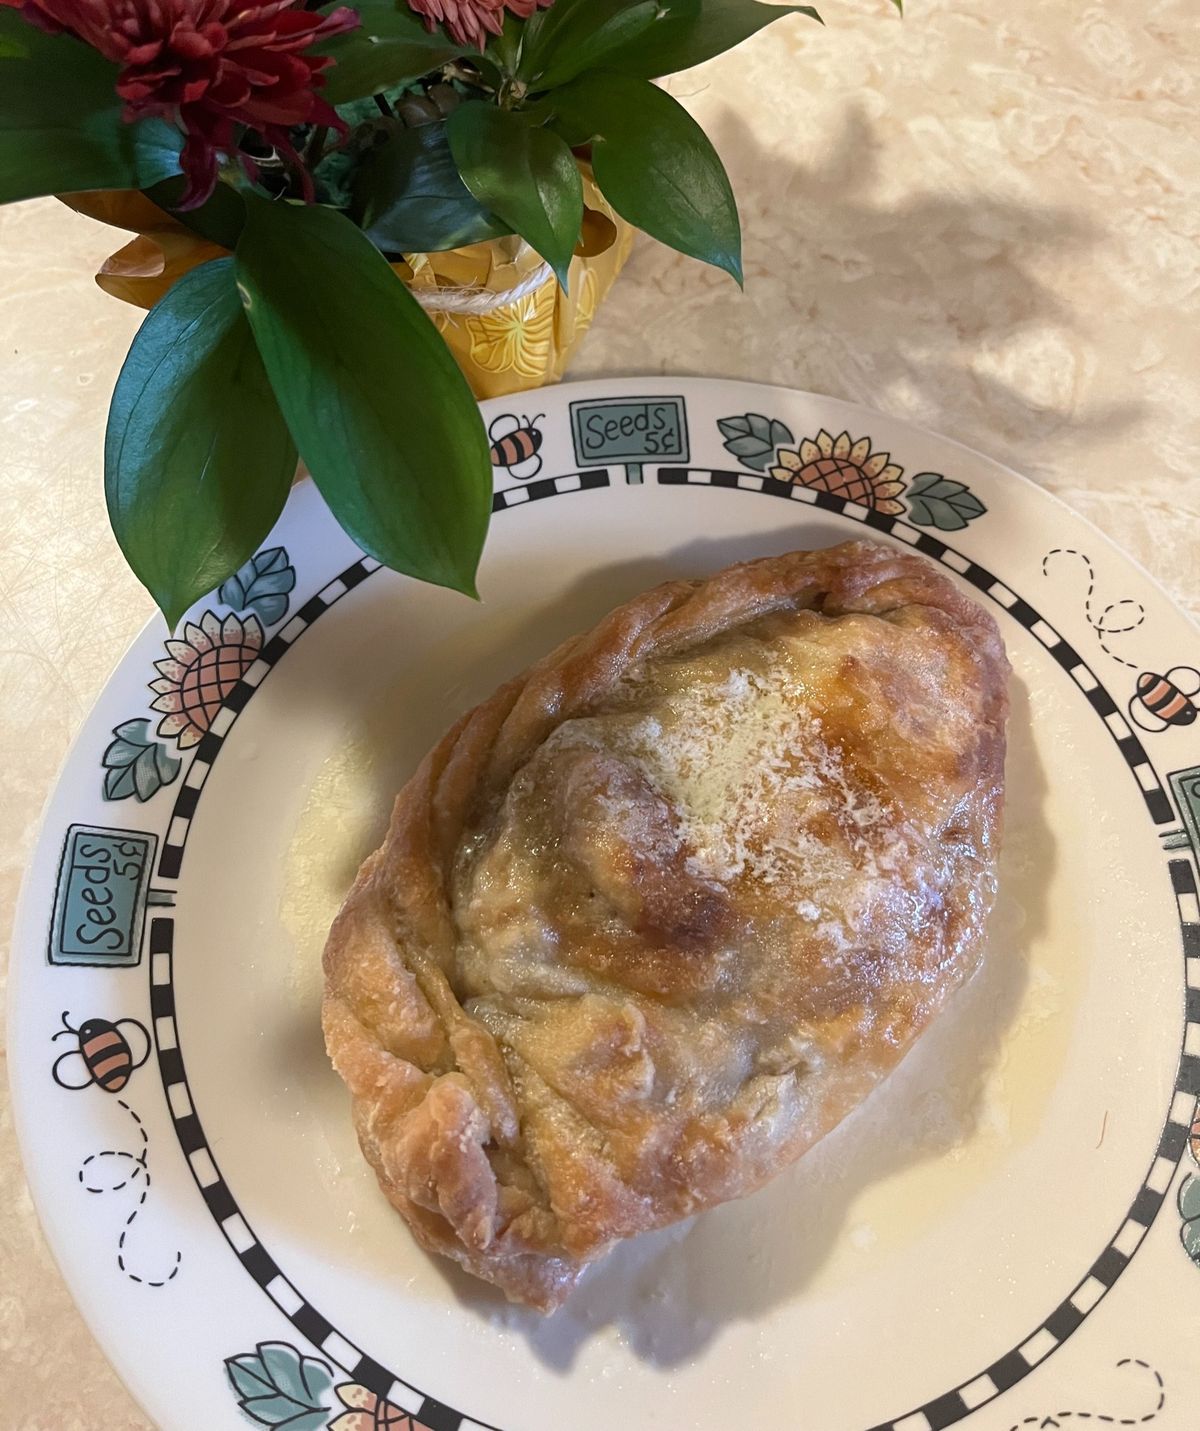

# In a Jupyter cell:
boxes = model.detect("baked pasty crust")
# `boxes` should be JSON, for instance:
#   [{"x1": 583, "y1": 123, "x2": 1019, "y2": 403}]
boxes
[{"x1": 322, "y1": 541, "x2": 1009, "y2": 1310}]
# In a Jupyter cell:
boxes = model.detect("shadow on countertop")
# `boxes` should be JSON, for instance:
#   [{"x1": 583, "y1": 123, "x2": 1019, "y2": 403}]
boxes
[{"x1": 583, "y1": 102, "x2": 1143, "y2": 468}]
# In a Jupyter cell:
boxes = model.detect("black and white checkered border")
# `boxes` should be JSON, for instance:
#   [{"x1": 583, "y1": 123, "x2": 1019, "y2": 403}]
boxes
[
  {"x1": 154, "y1": 472, "x2": 610, "y2": 882},
  {"x1": 147, "y1": 915, "x2": 484, "y2": 1431},
  {"x1": 866, "y1": 860, "x2": 1200, "y2": 1431},
  {"x1": 659, "y1": 465, "x2": 1199, "y2": 1431},
  {"x1": 659, "y1": 467, "x2": 1175, "y2": 826},
  {"x1": 155, "y1": 557, "x2": 381, "y2": 881},
  {"x1": 150, "y1": 542, "x2": 511, "y2": 1430},
  {"x1": 492, "y1": 468, "x2": 609, "y2": 510},
  {"x1": 147, "y1": 468, "x2": 1197, "y2": 1431}
]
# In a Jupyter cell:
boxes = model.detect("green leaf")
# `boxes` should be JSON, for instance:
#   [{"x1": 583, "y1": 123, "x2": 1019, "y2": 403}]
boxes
[
  {"x1": 296, "y1": 1355, "x2": 334, "y2": 1408},
  {"x1": 234, "y1": 196, "x2": 491, "y2": 597},
  {"x1": 101, "y1": 720, "x2": 181, "y2": 802},
  {"x1": 550, "y1": 73, "x2": 742, "y2": 283},
  {"x1": 311, "y1": 102, "x2": 378, "y2": 211},
  {"x1": 1179, "y1": 1174, "x2": 1200, "y2": 1224},
  {"x1": 354, "y1": 120, "x2": 510, "y2": 254},
  {"x1": 1184, "y1": 1216, "x2": 1200, "y2": 1264},
  {"x1": 519, "y1": 0, "x2": 660, "y2": 90},
  {"x1": 905, "y1": 472, "x2": 988, "y2": 531},
  {"x1": 603, "y1": 0, "x2": 821, "y2": 81},
  {"x1": 105, "y1": 258, "x2": 297, "y2": 628},
  {"x1": 485, "y1": 10, "x2": 524, "y2": 72},
  {"x1": 142, "y1": 175, "x2": 246, "y2": 248},
  {"x1": 717, "y1": 412, "x2": 794, "y2": 470},
  {"x1": 257, "y1": 1344, "x2": 326, "y2": 1407},
  {"x1": 241, "y1": 1394, "x2": 312, "y2": 1426},
  {"x1": 447, "y1": 103, "x2": 583, "y2": 288},
  {"x1": 226, "y1": 1355, "x2": 276, "y2": 1404},
  {"x1": 322, "y1": 35, "x2": 463, "y2": 103},
  {"x1": 0, "y1": 11, "x2": 182, "y2": 203},
  {"x1": 321, "y1": 0, "x2": 456, "y2": 46},
  {"x1": 316, "y1": 0, "x2": 465, "y2": 100},
  {"x1": 219, "y1": 546, "x2": 296, "y2": 625},
  {"x1": 225, "y1": 1344, "x2": 332, "y2": 1428}
]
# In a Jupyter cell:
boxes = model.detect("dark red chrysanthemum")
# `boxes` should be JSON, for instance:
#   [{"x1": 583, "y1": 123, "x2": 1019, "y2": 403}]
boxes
[
  {"x1": 407, "y1": 0, "x2": 551, "y2": 51},
  {"x1": 2, "y1": 0, "x2": 359, "y2": 206}
]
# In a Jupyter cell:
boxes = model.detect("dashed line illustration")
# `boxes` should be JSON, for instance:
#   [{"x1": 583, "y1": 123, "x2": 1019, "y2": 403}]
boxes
[
  {"x1": 1006, "y1": 1358, "x2": 1164, "y2": 1430},
  {"x1": 1043, "y1": 548, "x2": 1199, "y2": 733},
  {"x1": 50, "y1": 1013, "x2": 181, "y2": 1288}
]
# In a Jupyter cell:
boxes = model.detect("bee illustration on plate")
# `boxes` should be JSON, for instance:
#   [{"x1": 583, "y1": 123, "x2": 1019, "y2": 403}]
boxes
[
  {"x1": 51, "y1": 1010, "x2": 151, "y2": 1093},
  {"x1": 489, "y1": 412, "x2": 544, "y2": 480},
  {"x1": 1129, "y1": 667, "x2": 1200, "y2": 734},
  {"x1": 1043, "y1": 549, "x2": 1200, "y2": 738}
]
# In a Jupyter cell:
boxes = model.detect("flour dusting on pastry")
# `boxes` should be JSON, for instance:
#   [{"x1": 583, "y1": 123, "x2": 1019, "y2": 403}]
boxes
[
  {"x1": 322, "y1": 541, "x2": 1009, "y2": 1311},
  {"x1": 611, "y1": 660, "x2": 897, "y2": 900}
]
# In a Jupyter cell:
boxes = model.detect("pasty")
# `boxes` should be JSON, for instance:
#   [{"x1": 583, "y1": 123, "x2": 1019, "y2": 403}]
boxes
[{"x1": 322, "y1": 541, "x2": 1008, "y2": 1310}]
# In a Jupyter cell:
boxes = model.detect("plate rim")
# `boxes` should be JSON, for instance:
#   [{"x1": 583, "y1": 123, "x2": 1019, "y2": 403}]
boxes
[{"x1": 9, "y1": 375, "x2": 1200, "y2": 1431}]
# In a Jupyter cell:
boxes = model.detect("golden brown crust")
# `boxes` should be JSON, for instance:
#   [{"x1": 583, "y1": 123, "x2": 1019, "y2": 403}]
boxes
[{"x1": 322, "y1": 541, "x2": 1009, "y2": 1310}]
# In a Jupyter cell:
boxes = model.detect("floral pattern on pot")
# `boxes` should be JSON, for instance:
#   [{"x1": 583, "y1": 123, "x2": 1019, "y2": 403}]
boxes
[
  {"x1": 717, "y1": 413, "x2": 987, "y2": 531},
  {"x1": 462, "y1": 280, "x2": 557, "y2": 383},
  {"x1": 101, "y1": 546, "x2": 296, "y2": 803}
]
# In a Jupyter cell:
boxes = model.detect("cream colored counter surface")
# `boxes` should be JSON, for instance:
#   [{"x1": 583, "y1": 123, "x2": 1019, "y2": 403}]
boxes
[{"x1": 1, "y1": 1, "x2": 1196, "y2": 1425}]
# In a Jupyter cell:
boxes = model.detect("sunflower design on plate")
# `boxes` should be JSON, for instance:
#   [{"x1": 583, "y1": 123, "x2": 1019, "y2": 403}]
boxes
[
  {"x1": 149, "y1": 610, "x2": 264, "y2": 749},
  {"x1": 329, "y1": 1381, "x2": 428, "y2": 1430},
  {"x1": 771, "y1": 429, "x2": 907, "y2": 514},
  {"x1": 101, "y1": 546, "x2": 295, "y2": 803}
]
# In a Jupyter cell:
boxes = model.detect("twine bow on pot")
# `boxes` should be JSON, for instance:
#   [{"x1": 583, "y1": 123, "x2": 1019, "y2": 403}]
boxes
[{"x1": 61, "y1": 166, "x2": 633, "y2": 401}]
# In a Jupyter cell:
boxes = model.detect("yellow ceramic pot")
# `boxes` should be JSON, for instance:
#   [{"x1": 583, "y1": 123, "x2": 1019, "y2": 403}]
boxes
[{"x1": 61, "y1": 165, "x2": 634, "y2": 402}]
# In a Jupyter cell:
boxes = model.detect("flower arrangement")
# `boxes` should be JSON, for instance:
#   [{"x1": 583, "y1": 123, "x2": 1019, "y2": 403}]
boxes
[{"x1": 0, "y1": 0, "x2": 893, "y2": 623}]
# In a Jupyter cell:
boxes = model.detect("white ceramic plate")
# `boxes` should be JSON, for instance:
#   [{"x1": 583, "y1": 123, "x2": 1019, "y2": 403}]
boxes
[{"x1": 11, "y1": 377, "x2": 1200, "y2": 1431}]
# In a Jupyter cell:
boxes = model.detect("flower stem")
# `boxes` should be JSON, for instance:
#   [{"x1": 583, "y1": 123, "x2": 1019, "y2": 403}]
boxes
[
  {"x1": 304, "y1": 124, "x2": 328, "y2": 168},
  {"x1": 497, "y1": 77, "x2": 528, "y2": 110},
  {"x1": 492, "y1": 25, "x2": 520, "y2": 74}
]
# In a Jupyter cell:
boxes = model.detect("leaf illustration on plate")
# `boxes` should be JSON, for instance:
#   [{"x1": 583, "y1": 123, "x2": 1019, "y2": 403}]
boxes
[
  {"x1": 1179, "y1": 1172, "x2": 1200, "y2": 1263},
  {"x1": 224, "y1": 1341, "x2": 334, "y2": 1428},
  {"x1": 905, "y1": 472, "x2": 987, "y2": 531},
  {"x1": 717, "y1": 412, "x2": 795, "y2": 471},
  {"x1": 219, "y1": 546, "x2": 297, "y2": 626},
  {"x1": 101, "y1": 719, "x2": 181, "y2": 802}
]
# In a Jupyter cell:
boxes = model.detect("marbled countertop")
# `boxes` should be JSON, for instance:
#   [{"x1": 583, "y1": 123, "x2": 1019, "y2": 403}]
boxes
[{"x1": 2, "y1": 1, "x2": 1196, "y2": 1424}]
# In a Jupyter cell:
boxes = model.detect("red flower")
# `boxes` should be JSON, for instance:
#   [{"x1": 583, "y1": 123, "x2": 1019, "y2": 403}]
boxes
[
  {"x1": 407, "y1": 0, "x2": 551, "y2": 51},
  {"x1": 4, "y1": 0, "x2": 359, "y2": 207}
]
